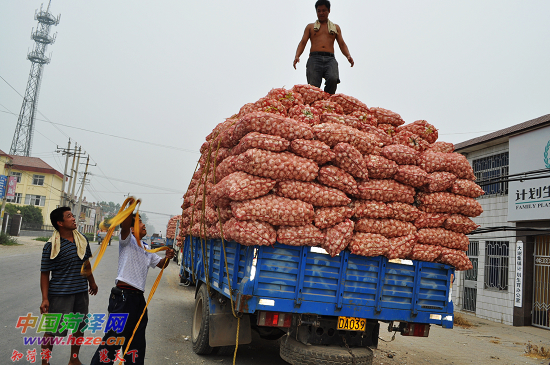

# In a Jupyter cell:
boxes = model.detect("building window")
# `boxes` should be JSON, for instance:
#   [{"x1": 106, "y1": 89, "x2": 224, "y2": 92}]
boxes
[
  {"x1": 484, "y1": 241, "x2": 509, "y2": 291},
  {"x1": 32, "y1": 175, "x2": 45, "y2": 186},
  {"x1": 10, "y1": 172, "x2": 22, "y2": 183},
  {"x1": 7, "y1": 193, "x2": 22, "y2": 204},
  {"x1": 24, "y1": 194, "x2": 46, "y2": 207},
  {"x1": 472, "y1": 152, "x2": 509, "y2": 196}
]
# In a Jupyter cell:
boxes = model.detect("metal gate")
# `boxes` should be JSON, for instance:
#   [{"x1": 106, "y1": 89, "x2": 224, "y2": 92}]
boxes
[
  {"x1": 463, "y1": 241, "x2": 479, "y2": 312},
  {"x1": 533, "y1": 236, "x2": 550, "y2": 329}
]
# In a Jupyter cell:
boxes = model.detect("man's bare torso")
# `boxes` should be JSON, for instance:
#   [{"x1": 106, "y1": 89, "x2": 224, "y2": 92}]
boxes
[{"x1": 308, "y1": 22, "x2": 337, "y2": 54}]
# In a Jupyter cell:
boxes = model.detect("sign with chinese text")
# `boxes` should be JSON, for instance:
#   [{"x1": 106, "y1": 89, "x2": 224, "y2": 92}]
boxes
[
  {"x1": 0, "y1": 175, "x2": 7, "y2": 200},
  {"x1": 515, "y1": 241, "x2": 523, "y2": 307},
  {"x1": 6, "y1": 176, "x2": 17, "y2": 198},
  {"x1": 508, "y1": 125, "x2": 550, "y2": 221}
]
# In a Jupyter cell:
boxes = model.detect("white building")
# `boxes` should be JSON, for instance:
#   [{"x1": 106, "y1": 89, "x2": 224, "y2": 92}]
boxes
[{"x1": 453, "y1": 113, "x2": 550, "y2": 329}]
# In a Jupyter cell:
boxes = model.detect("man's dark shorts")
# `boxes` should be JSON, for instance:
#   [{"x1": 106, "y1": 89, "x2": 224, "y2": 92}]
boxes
[
  {"x1": 46, "y1": 292, "x2": 89, "y2": 337},
  {"x1": 306, "y1": 51, "x2": 340, "y2": 94}
]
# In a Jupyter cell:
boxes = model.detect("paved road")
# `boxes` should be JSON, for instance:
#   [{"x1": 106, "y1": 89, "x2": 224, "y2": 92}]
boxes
[{"x1": 2, "y1": 237, "x2": 550, "y2": 365}]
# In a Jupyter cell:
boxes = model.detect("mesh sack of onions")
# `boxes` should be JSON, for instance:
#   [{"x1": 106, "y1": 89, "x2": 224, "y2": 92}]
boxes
[
  {"x1": 414, "y1": 212, "x2": 449, "y2": 229},
  {"x1": 266, "y1": 88, "x2": 304, "y2": 110},
  {"x1": 229, "y1": 132, "x2": 290, "y2": 156},
  {"x1": 275, "y1": 180, "x2": 351, "y2": 207},
  {"x1": 381, "y1": 144, "x2": 419, "y2": 165},
  {"x1": 166, "y1": 215, "x2": 181, "y2": 239},
  {"x1": 291, "y1": 84, "x2": 329, "y2": 105},
  {"x1": 314, "y1": 206, "x2": 354, "y2": 229},
  {"x1": 443, "y1": 214, "x2": 479, "y2": 234},
  {"x1": 348, "y1": 232, "x2": 389, "y2": 257},
  {"x1": 322, "y1": 219, "x2": 355, "y2": 257},
  {"x1": 206, "y1": 118, "x2": 237, "y2": 142},
  {"x1": 333, "y1": 143, "x2": 369, "y2": 179},
  {"x1": 397, "y1": 120, "x2": 438, "y2": 143},
  {"x1": 210, "y1": 171, "x2": 276, "y2": 204},
  {"x1": 450, "y1": 179, "x2": 485, "y2": 198},
  {"x1": 209, "y1": 123, "x2": 238, "y2": 149},
  {"x1": 288, "y1": 104, "x2": 321, "y2": 125},
  {"x1": 437, "y1": 248, "x2": 473, "y2": 271},
  {"x1": 223, "y1": 218, "x2": 276, "y2": 246},
  {"x1": 234, "y1": 149, "x2": 319, "y2": 182},
  {"x1": 199, "y1": 147, "x2": 230, "y2": 166},
  {"x1": 216, "y1": 155, "x2": 240, "y2": 182},
  {"x1": 318, "y1": 165, "x2": 359, "y2": 196},
  {"x1": 416, "y1": 228, "x2": 470, "y2": 251},
  {"x1": 238, "y1": 103, "x2": 258, "y2": 118},
  {"x1": 277, "y1": 224, "x2": 325, "y2": 246},
  {"x1": 386, "y1": 234, "x2": 417, "y2": 260},
  {"x1": 418, "y1": 152, "x2": 475, "y2": 180},
  {"x1": 428, "y1": 141, "x2": 454, "y2": 153},
  {"x1": 358, "y1": 124, "x2": 392, "y2": 145},
  {"x1": 312, "y1": 100, "x2": 344, "y2": 115},
  {"x1": 218, "y1": 206, "x2": 233, "y2": 223},
  {"x1": 417, "y1": 192, "x2": 483, "y2": 217},
  {"x1": 233, "y1": 112, "x2": 314, "y2": 142},
  {"x1": 207, "y1": 222, "x2": 223, "y2": 239},
  {"x1": 356, "y1": 179, "x2": 415, "y2": 204},
  {"x1": 408, "y1": 244, "x2": 441, "y2": 262},
  {"x1": 393, "y1": 131, "x2": 429, "y2": 152},
  {"x1": 190, "y1": 222, "x2": 205, "y2": 238},
  {"x1": 320, "y1": 113, "x2": 362, "y2": 130},
  {"x1": 195, "y1": 206, "x2": 219, "y2": 226},
  {"x1": 231, "y1": 194, "x2": 315, "y2": 226},
  {"x1": 330, "y1": 94, "x2": 369, "y2": 114},
  {"x1": 312, "y1": 123, "x2": 382, "y2": 155},
  {"x1": 369, "y1": 107, "x2": 405, "y2": 126},
  {"x1": 377, "y1": 124, "x2": 397, "y2": 138},
  {"x1": 423, "y1": 172, "x2": 457, "y2": 192},
  {"x1": 254, "y1": 97, "x2": 287, "y2": 116},
  {"x1": 387, "y1": 202, "x2": 421, "y2": 222},
  {"x1": 180, "y1": 216, "x2": 190, "y2": 230},
  {"x1": 290, "y1": 139, "x2": 335, "y2": 165},
  {"x1": 393, "y1": 165, "x2": 429, "y2": 188},
  {"x1": 350, "y1": 110, "x2": 378, "y2": 127},
  {"x1": 364, "y1": 154, "x2": 398, "y2": 179},
  {"x1": 192, "y1": 166, "x2": 214, "y2": 183},
  {"x1": 352, "y1": 200, "x2": 391, "y2": 219},
  {"x1": 355, "y1": 218, "x2": 417, "y2": 238}
]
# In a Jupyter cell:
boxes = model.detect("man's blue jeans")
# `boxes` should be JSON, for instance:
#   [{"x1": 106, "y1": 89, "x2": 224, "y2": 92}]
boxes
[{"x1": 306, "y1": 52, "x2": 340, "y2": 94}]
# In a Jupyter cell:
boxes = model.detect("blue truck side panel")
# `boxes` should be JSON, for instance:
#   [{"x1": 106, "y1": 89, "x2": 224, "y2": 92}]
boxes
[{"x1": 181, "y1": 236, "x2": 454, "y2": 328}]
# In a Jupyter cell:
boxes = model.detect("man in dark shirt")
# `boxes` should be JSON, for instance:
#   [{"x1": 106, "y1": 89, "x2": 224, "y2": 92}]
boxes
[{"x1": 40, "y1": 207, "x2": 98, "y2": 365}]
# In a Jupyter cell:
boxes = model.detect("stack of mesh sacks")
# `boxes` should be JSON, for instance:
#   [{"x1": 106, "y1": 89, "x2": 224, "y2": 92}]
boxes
[
  {"x1": 166, "y1": 215, "x2": 182, "y2": 247},
  {"x1": 178, "y1": 85, "x2": 483, "y2": 271}
]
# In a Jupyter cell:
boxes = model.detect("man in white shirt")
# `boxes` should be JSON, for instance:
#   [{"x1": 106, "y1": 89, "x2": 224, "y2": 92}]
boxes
[{"x1": 90, "y1": 214, "x2": 174, "y2": 365}]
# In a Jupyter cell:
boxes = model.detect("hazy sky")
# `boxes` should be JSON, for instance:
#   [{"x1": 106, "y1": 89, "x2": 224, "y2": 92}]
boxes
[{"x1": 1, "y1": 1, "x2": 549, "y2": 233}]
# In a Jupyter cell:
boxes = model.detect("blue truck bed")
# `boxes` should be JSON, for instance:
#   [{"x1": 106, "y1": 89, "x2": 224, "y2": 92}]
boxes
[{"x1": 181, "y1": 236, "x2": 454, "y2": 328}]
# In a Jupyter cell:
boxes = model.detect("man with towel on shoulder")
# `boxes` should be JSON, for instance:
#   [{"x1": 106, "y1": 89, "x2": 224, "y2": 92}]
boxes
[
  {"x1": 293, "y1": 0, "x2": 354, "y2": 94},
  {"x1": 40, "y1": 207, "x2": 98, "y2": 365}
]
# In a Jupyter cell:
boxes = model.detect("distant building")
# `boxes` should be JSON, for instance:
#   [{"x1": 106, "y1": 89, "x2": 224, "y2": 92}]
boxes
[
  {"x1": 453, "y1": 114, "x2": 550, "y2": 330},
  {"x1": 0, "y1": 148, "x2": 63, "y2": 228}
]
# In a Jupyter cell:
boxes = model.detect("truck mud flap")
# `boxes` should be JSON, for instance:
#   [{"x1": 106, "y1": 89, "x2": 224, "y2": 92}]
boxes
[{"x1": 209, "y1": 313, "x2": 251, "y2": 347}]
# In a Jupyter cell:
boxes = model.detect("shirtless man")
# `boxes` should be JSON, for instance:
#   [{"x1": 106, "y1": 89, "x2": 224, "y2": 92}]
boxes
[{"x1": 293, "y1": 0, "x2": 354, "y2": 94}]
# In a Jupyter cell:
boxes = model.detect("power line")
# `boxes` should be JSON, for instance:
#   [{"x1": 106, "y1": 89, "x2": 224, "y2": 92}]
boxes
[{"x1": 90, "y1": 173, "x2": 184, "y2": 194}]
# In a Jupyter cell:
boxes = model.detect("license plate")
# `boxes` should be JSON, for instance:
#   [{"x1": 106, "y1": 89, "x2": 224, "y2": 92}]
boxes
[{"x1": 337, "y1": 316, "x2": 366, "y2": 331}]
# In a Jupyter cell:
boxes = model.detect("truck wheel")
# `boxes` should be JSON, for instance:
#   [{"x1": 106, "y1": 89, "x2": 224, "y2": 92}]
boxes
[
  {"x1": 280, "y1": 336, "x2": 373, "y2": 365},
  {"x1": 192, "y1": 284, "x2": 213, "y2": 355}
]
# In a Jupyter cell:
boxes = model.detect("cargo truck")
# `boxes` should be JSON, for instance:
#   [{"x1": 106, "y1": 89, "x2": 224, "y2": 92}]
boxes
[{"x1": 180, "y1": 236, "x2": 454, "y2": 364}]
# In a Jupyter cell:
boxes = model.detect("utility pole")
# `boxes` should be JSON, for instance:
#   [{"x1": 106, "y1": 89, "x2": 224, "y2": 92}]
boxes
[
  {"x1": 74, "y1": 155, "x2": 89, "y2": 230},
  {"x1": 0, "y1": 157, "x2": 14, "y2": 230},
  {"x1": 66, "y1": 142, "x2": 77, "y2": 207},
  {"x1": 69, "y1": 145, "x2": 82, "y2": 209},
  {"x1": 57, "y1": 139, "x2": 71, "y2": 206}
]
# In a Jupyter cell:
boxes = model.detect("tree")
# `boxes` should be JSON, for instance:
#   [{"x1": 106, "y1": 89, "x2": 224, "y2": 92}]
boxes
[{"x1": 5, "y1": 203, "x2": 43, "y2": 226}]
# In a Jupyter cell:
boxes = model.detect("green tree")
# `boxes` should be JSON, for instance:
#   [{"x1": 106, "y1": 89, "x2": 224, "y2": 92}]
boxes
[{"x1": 5, "y1": 204, "x2": 43, "y2": 226}]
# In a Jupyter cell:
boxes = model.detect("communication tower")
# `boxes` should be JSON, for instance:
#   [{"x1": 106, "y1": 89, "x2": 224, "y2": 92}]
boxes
[{"x1": 9, "y1": 1, "x2": 60, "y2": 156}]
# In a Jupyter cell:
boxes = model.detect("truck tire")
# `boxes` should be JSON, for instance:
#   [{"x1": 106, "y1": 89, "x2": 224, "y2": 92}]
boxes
[
  {"x1": 192, "y1": 284, "x2": 213, "y2": 355},
  {"x1": 280, "y1": 336, "x2": 373, "y2": 365}
]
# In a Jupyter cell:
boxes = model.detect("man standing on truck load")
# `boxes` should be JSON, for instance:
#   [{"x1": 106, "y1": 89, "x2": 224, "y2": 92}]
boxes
[
  {"x1": 40, "y1": 207, "x2": 98, "y2": 365},
  {"x1": 293, "y1": 0, "x2": 354, "y2": 94},
  {"x1": 90, "y1": 214, "x2": 174, "y2": 365}
]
